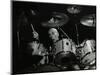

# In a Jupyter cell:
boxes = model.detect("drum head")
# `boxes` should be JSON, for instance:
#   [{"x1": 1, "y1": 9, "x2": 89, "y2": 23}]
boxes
[{"x1": 54, "y1": 51, "x2": 77, "y2": 67}]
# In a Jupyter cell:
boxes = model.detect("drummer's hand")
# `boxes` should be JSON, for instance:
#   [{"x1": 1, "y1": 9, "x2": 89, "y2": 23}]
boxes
[{"x1": 32, "y1": 31, "x2": 39, "y2": 39}]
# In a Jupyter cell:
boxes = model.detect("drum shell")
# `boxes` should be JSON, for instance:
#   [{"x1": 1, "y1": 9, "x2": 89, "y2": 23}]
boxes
[{"x1": 52, "y1": 38, "x2": 76, "y2": 55}]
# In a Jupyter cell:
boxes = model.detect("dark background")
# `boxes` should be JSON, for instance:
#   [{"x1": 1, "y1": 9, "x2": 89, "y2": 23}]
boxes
[{"x1": 12, "y1": 1, "x2": 96, "y2": 74}]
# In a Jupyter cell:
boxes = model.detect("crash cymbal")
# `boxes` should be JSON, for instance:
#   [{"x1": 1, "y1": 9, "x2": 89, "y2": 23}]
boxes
[
  {"x1": 41, "y1": 12, "x2": 69, "y2": 27},
  {"x1": 80, "y1": 14, "x2": 96, "y2": 27}
]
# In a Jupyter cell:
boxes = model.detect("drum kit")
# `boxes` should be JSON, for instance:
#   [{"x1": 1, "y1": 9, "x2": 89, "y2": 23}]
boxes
[
  {"x1": 38, "y1": 10, "x2": 96, "y2": 71},
  {"x1": 15, "y1": 7, "x2": 96, "y2": 72},
  {"x1": 22, "y1": 7, "x2": 96, "y2": 71}
]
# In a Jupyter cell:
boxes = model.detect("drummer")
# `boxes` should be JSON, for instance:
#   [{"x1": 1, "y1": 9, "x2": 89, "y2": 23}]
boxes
[{"x1": 47, "y1": 28, "x2": 59, "y2": 63}]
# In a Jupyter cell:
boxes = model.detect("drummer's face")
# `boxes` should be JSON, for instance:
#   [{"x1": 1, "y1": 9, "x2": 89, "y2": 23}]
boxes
[{"x1": 48, "y1": 29, "x2": 59, "y2": 42}]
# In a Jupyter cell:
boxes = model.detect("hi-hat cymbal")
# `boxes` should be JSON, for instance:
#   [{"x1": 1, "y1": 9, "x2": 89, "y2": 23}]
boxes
[
  {"x1": 41, "y1": 12, "x2": 69, "y2": 27},
  {"x1": 80, "y1": 14, "x2": 96, "y2": 27}
]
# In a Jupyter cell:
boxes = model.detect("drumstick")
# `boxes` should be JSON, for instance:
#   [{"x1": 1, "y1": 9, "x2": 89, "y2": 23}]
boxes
[{"x1": 31, "y1": 24, "x2": 34, "y2": 31}]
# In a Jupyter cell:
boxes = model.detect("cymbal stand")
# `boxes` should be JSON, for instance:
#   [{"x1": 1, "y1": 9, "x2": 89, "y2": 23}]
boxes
[
  {"x1": 75, "y1": 24, "x2": 82, "y2": 62},
  {"x1": 57, "y1": 27, "x2": 70, "y2": 39},
  {"x1": 75, "y1": 24, "x2": 80, "y2": 46}
]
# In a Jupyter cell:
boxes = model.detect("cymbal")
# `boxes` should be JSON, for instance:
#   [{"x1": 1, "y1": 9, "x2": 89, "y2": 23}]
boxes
[
  {"x1": 80, "y1": 14, "x2": 96, "y2": 27},
  {"x1": 67, "y1": 5, "x2": 81, "y2": 14},
  {"x1": 41, "y1": 12, "x2": 69, "y2": 27}
]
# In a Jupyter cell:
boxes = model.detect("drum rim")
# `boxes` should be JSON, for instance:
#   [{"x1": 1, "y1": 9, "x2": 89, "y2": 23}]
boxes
[{"x1": 55, "y1": 51, "x2": 73, "y2": 56}]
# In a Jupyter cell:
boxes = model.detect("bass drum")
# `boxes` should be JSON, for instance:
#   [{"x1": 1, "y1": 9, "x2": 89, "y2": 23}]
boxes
[{"x1": 54, "y1": 51, "x2": 77, "y2": 69}]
